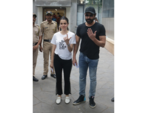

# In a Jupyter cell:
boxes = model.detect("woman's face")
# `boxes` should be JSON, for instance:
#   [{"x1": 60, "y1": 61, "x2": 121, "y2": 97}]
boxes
[{"x1": 60, "y1": 19, "x2": 68, "y2": 30}]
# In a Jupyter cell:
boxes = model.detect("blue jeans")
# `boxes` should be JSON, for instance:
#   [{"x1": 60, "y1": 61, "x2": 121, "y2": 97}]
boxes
[{"x1": 79, "y1": 52, "x2": 99, "y2": 98}]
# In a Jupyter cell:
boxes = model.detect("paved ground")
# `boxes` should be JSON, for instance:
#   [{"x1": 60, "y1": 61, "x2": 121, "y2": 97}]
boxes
[{"x1": 33, "y1": 47, "x2": 114, "y2": 113}]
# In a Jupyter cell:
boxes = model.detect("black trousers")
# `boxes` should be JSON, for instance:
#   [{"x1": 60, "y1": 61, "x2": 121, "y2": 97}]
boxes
[{"x1": 54, "y1": 54, "x2": 72, "y2": 95}]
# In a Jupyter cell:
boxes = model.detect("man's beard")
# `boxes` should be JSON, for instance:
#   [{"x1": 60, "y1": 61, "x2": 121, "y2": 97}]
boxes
[{"x1": 86, "y1": 19, "x2": 94, "y2": 24}]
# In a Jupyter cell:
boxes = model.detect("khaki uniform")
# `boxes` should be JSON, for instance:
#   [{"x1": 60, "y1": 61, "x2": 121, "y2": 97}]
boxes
[
  {"x1": 33, "y1": 24, "x2": 42, "y2": 75},
  {"x1": 40, "y1": 21, "x2": 58, "y2": 75}
]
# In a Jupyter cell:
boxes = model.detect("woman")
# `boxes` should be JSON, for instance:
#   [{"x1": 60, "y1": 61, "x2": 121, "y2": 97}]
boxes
[{"x1": 50, "y1": 16, "x2": 76, "y2": 104}]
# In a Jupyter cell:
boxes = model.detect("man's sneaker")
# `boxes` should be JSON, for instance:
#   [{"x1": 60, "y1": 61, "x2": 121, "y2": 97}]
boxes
[
  {"x1": 89, "y1": 96, "x2": 96, "y2": 109},
  {"x1": 73, "y1": 95, "x2": 86, "y2": 105},
  {"x1": 56, "y1": 97, "x2": 61, "y2": 105},
  {"x1": 65, "y1": 96, "x2": 70, "y2": 104}
]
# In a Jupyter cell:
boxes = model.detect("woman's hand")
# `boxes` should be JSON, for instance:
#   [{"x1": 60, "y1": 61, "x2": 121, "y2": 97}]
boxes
[{"x1": 64, "y1": 34, "x2": 71, "y2": 45}]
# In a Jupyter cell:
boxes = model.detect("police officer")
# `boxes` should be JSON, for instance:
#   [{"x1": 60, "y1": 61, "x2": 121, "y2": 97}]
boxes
[
  {"x1": 33, "y1": 14, "x2": 42, "y2": 82},
  {"x1": 40, "y1": 11, "x2": 58, "y2": 80}
]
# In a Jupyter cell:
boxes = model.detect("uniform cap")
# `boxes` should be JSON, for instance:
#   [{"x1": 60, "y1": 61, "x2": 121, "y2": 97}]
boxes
[{"x1": 46, "y1": 11, "x2": 53, "y2": 15}]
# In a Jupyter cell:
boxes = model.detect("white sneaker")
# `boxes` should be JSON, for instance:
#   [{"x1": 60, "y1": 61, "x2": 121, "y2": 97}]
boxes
[
  {"x1": 56, "y1": 97, "x2": 61, "y2": 104},
  {"x1": 65, "y1": 96, "x2": 70, "y2": 104}
]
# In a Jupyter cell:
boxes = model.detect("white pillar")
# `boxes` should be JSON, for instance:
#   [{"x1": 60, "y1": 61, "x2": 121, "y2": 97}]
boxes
[
  {"x1": 66, "y1": 7, "x2": 71, "y2": 30},
  {"x1": 37, "y1": 7, "x2": 43, "y2": 25}
]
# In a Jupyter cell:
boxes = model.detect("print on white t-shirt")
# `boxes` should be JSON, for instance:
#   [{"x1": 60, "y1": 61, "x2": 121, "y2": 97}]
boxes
[{"x1": 59, "y1": 40, "x2": 66, "y2": 49}]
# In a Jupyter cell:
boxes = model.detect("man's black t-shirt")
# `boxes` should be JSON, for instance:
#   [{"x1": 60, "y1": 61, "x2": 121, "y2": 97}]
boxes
[{"x1": 76, "y1": 22, "x2": 106, "y2": 59}]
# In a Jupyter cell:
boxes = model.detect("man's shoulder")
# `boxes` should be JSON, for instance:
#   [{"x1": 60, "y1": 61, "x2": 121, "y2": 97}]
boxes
[
  {"x1": 95, "y1": 22, "x2": 104, "y2": 28},
  {"x1": 41, "y1": 21, "x2": 46, "y2": 25},
  {"x1": 52, "y1": 20, "x2": 56, "y2": 23},
  {"x1": 35, "y1": 24, "x2": 40, "y2": 29},
  {"x1": 41, "y1": 20, "x2": 46, "y2": 23},
  {"x1": 52, "y1": 21, "x2": 57, "y2": 26},
  {"x1": 77, "y1": 23, "x2": 85, "y2": 28},
  {"x1": 35, "y1": 24, "x2": 39, "y2": 26}
]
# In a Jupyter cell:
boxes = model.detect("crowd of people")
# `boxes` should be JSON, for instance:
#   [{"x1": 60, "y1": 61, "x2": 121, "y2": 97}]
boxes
[{"x1": 33, "y1": 6, "x2": 106, "y2": 108}]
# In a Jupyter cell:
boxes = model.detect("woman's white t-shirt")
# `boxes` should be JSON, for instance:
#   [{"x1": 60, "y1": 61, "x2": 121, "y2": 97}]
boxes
[{"x1": 51, "y1": 31, "x2": 76, "y2": 60}]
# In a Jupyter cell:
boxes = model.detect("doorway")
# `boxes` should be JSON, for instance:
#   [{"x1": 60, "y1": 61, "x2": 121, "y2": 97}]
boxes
[{"x1": 43, "y1": 7, "x2": 66, "y2": 21}]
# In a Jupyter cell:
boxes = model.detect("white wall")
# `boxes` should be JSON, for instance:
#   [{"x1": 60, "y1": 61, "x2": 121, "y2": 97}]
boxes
[
  {"x1": 102, "y1": 18, "x2": 114, "y2": 40},
  {"x1": 69, "y1": 0, "x2": 77, "y2": 33},
  {"x1": 66, "y1": 7, "x2": 71, "y2": 30},
  {"x1": 37, "y1": 7, "x2": 43, "y2": 25}
]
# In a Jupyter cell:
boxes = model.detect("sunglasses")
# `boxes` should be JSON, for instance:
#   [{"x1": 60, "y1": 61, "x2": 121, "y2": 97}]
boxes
[{"x1": 85, "y1": 14, "x2": 94, "y2": 17}]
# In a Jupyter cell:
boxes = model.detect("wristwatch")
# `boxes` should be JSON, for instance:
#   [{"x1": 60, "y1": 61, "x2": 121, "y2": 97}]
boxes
[{"x1": 67, "y1": 43, "x2": 70, "y2": 47}]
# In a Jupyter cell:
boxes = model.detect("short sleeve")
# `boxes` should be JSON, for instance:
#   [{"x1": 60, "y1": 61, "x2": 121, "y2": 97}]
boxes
[
  {"x1": 76, "y1": 26, "x2": 80, "y2": 37},
  {"x1": 38, "y1": 27, "x2": 42, "y2": 36},
  {"x1": 99, "y1": 25, "x2": 106, "y2": 36},
  {"x1": 40, "y1": 23, "x2": 44, "y2": 34},
  {"x1": 69, "y1": 33, "x2": 76, "y2": 44},
  {"x1": 51, "y1": 34, "x2": 56, "y2": 45}
]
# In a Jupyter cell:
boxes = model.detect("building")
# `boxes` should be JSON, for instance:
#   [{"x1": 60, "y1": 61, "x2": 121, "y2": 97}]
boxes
[
  {"x1": 101, "y1": 0, "x2": 114, "y2": 55},
  {"x1": 33, "y1": 0, "x2": 114, "y2": 54}
]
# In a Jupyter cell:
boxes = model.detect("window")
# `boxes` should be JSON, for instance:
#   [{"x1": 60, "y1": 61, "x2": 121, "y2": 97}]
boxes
[
  {"x1": 102, "y1": 0, "x2": 114, "y2": 18},
  {"x1": 77, "y1": 5, "x2": 84, "y2": 25}
]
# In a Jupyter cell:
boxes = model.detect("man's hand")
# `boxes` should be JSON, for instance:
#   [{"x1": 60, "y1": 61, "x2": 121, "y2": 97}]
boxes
[
  {"x1": 39, "y1": 45, "x2": 43, "y2": 52},
  {"x1": 72, "y1": 57, "x2": 77, "y2": 66},
  {"x1": 87, "y1": 28, "x2": 97, "y2": 41},
  {"x1": 64, "y1": 34, "x2": 71, "y2": 45},
  {"x1": 50, "y1": 62, "x2": 54, "y2": 69},
  {"x1": 33, "y1": 45, "x2": 38, "y2": 50}
]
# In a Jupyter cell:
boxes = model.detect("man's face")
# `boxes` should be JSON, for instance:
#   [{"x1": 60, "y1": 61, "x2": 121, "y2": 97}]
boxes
[
  {"x1": 85, "y1": 12, "x2": 96, "y2": 24},
  {"x1": 46, "y1": 14, "x2": 52, "y2": 21},
  {"x1": 33, "y1": 16, "x2": 36, "y2": 23}
]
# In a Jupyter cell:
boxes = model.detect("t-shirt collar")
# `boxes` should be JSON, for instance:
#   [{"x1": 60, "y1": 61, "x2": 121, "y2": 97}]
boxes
[{"x1": 47, "y1": 21, "x2": 54, "y2": 24}]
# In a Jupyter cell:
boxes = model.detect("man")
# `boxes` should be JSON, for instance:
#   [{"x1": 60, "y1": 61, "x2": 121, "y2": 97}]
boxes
[
  {"x1": 52, "y1": 13, "x2": 57, "y2": 22},
  {"x1": 72, "y1": 7, "x2": 106, "y2": 108},
  {"x1": 45, "y1": 15, "x2": 47, "y2": 21},
  {"x1": 33, "y1": 14, "x2": 42, "y2": 82},
  {"x1": 40, "y1": 11, "x2": 58, "y2": 80}
]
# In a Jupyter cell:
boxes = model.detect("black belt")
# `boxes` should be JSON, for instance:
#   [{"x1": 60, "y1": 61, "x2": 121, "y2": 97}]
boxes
[
  {"x1": 44, "y1": 39, "x2": 51, "y2": 42},
  {"x1": 33, "y1": 42, "x2": 38, "y2": 46}
]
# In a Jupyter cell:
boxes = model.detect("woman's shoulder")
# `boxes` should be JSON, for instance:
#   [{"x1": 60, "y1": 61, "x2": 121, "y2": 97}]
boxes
[
  {"x1": 68, "y1": 31, "x2": 75, "y2": 36},
  {"x1": 54, "y1": 31, "x2": 60, "y2": 36}
]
